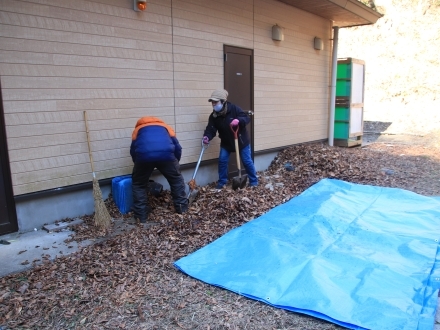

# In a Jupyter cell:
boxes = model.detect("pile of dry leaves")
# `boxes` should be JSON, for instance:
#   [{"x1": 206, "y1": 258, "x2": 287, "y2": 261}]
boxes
[{"x1": 1, "y1": 142, "x2": 439, "y2": 329}]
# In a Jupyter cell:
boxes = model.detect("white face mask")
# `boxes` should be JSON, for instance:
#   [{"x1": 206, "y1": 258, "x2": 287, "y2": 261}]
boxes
[{"x1": 213, "y1": 102, "x2": 223, "y2": 112}]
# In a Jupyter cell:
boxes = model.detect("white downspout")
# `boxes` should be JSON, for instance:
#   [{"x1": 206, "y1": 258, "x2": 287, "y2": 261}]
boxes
[{"x1": 328, "y1": 26, "x2": 339, "y2": 146}]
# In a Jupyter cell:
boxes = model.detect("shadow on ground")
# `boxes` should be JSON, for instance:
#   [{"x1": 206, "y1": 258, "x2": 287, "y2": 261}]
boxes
[{"x1": 362, "y1": 121, "x2": 440, "y2": 147}]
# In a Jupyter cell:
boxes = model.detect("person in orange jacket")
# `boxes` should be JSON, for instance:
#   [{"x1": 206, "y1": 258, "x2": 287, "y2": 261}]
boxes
[{"x1": 130, "y1": 117, "x2": 188, "y2": 222}]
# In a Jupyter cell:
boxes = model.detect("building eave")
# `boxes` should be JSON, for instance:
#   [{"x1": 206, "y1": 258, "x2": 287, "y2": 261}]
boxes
[{"x1": 277, "y1": 0, "x2": 383, "y2": 27}]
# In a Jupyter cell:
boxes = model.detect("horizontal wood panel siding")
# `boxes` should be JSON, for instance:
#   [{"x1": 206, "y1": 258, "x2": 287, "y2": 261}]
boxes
[
  {"x1": 1, "y1": 0, "x2": 332, "y2": 196},
  {"x1": 1, "y1": 0, "x2": 174, "y2": 195},
  {"x1": 253, "y1": 0, "x2": 331, "y2": 151}
]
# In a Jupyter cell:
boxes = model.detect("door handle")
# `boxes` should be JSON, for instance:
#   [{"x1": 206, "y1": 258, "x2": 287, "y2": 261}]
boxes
[{"x1": 247, "y1": 111, "x2": 254, "y2": 116}]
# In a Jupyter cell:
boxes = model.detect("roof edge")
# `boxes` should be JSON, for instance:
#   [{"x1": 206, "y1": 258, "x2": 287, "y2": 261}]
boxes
[{"x1": 329, "y1": 0, "x2": 384, "y2": 26}]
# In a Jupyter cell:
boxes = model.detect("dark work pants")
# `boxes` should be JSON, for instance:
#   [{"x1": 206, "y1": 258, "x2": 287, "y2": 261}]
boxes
[{"x1": 131, "y1": 160, "x2": 188, "y2": 222}]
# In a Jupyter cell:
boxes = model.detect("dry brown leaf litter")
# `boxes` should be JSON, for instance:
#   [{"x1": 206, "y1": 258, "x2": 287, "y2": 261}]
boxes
[{"x1": 1, "y1": 142, "x2": 440, "y2": 330}]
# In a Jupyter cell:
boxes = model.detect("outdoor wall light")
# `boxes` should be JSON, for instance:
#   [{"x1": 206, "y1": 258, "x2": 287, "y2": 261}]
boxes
[
  {"x1": 272, "y1": 24, "x2": 284, "y2": 41},
  {"x1": 134, "y1": 0, "x2": 147, "y2": 11},
  {"x1": 314, "y1": 37, "x2": 324, "y2": 50}
]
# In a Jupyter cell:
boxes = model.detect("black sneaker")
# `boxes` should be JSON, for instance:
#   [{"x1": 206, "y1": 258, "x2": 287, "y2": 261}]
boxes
[{"x1": 215, "y1": 183, "x2": 225, "y2": 189}]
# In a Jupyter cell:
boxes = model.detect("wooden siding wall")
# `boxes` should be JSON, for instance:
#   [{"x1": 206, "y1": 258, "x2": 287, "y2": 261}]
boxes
[
  {"x1": 0, "y1": 0, "x2": 331, "y2": 196},
  {"x1": 254, "y1": 0, "x2": 331, "y2": 149},
  {"x1": 172, "y1": 0, "x2": 254, "y2": 162},
  {"x1": 1, "y1": 0, "x2": 174, "y2": 195}
]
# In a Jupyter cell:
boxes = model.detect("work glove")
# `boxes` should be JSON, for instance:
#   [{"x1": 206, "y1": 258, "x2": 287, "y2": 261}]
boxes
[
  {"x1": 202, "y1": 136, "x2": 210, "y2": 145},
  {"x1": 231, "y1": 119, "x2": 239, "y2": 127}
]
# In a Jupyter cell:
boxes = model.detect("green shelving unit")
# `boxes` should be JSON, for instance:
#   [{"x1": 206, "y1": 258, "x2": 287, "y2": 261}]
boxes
[{"x1": 334, "y1": 58, "x2": 365, "y2": 147}]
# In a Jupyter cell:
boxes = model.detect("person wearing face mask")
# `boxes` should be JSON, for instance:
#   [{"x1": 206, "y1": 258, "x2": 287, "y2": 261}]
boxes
[{"x1": 202, "y1": 89, "x2": 258, "y2": 189}]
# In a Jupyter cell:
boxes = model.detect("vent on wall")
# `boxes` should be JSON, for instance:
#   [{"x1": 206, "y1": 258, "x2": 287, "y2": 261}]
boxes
[{"x1": 314, "y1": 37, "x2": 324, "y2": 50}]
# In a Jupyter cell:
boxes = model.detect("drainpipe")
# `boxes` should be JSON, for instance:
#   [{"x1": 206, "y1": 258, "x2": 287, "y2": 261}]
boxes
[{"x1": 328, "y1": 26, "x2": 339, "y2": 147}]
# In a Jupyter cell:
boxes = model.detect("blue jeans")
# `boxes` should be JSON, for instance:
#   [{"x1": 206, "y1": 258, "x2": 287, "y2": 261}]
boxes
[{"x1": 218, "y1": 145, "x2": 258, "y2": 186}]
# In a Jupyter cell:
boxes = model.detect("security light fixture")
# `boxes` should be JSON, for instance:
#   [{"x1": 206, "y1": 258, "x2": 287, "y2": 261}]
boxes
[
  {"x1": 314, "y1": 37, "x2": 324, "y2": 50},
  {"x1": 134, "y1": 0, "x2": 147, "y2": 11},
  {"x1": 272, "y1": 24, "x2": 284, "y2": 41}
]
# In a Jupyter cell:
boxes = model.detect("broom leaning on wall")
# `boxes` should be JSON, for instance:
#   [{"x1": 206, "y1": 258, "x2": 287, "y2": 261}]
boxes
[{"x1": 83, "y1": 111, "x2": 112, "y2": 230}]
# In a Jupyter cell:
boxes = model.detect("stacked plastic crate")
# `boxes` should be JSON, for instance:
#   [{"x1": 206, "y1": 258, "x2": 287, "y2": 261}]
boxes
[{"x1": 334, "y1": 58, "x2": 365, "y2": 147}]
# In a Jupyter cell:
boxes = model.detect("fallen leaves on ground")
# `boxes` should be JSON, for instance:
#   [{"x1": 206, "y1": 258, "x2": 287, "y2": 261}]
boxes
[{"x1": 1, "y1": 142, "x2": 439, "y2": 330}]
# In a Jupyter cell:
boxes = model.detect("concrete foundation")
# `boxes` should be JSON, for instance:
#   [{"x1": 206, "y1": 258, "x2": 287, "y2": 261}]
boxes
[
  {"x1": 16, "y1": 186, "x2": 111, "y2": 233},
  {"x1": 15, "y1": 152, "x2": 278, "y2": 233}
]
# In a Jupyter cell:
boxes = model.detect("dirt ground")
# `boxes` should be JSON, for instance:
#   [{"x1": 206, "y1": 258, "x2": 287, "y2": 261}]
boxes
[{"x1": 1, "y1": 127, "x2": 439, "y2": 330}]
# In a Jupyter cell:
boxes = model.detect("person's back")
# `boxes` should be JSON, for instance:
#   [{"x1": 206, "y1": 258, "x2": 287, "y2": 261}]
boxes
[
  {"x1": 130, "y1": 117, "x2": 187, "y2": 223},
  {"x1": 131, "y1": 125, "x2": 178, "y2": 163}
]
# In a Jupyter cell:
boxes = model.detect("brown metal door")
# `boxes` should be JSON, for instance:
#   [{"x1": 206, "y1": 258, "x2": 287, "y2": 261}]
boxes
[
  {"x1": 223, "y1": 46, "x2": 254, "y2": 178},
  {"x1": 0, "y1": 80, "x2": 18, "y2": 235}
]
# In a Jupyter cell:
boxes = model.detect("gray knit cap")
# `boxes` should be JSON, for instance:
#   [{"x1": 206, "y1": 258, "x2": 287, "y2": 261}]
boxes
[{"x1": 208, "y1": 89, "x2": 228, "y2": 102}]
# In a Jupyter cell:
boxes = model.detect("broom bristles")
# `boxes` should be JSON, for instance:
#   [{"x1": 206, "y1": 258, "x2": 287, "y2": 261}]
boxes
[{"x1": 92, "y1": 178, "x2": 112, "y2": 229}]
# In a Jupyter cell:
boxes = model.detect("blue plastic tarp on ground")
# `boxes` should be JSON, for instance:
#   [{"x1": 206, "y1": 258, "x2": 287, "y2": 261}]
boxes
[{"x1": 174, "y1": 179, "x2": 440, "y2": 330}]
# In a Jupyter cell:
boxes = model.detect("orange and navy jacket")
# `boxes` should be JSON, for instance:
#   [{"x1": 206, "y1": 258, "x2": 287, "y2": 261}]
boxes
[{"x1": 130, "y1": 117, "x2": 182, "y2": 163}]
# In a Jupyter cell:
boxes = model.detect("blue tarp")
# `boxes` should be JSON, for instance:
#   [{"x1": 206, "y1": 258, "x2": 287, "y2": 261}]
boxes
[{"x1": 175, "y1": 179, "x2": 440, "y2": 330}]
